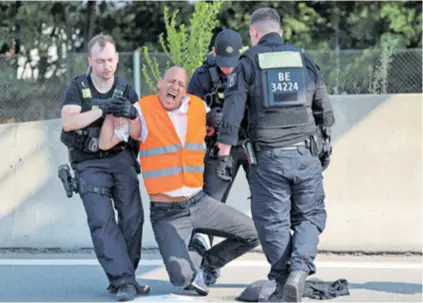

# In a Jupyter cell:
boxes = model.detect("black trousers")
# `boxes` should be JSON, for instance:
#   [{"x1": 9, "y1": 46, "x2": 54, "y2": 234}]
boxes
[
  {"x1": 249, "y1": 145, "x2": 327, "y2": 282},
  {"x1": 73, "y1": 149, "x2": 144, "y2": 288}
]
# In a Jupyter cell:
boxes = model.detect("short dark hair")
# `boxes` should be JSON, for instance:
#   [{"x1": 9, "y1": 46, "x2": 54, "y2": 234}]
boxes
[
  {"x1": 250, "y1": 7, "x2": 281, "y2": 33},
  {"x1": 87, "y1": 34, "x2": 116, "y2": 55}
]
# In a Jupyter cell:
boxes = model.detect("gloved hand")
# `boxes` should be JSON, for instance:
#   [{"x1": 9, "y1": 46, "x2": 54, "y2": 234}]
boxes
[
  {"x1": 320, "y1": 155, "x2": 330, "y2": 171},
  {"x1": 110, "y1": 97, "x2": 138, "y2": 120},
  {"x1": 216, "y1": 155, "x2": 233, "y2": 182},
  {"x1": 206, "y1": 107, "x2": 223, "y2": 128},
  {"x1": 93, "y1": 98, "x2": 120, "y2": 116}
]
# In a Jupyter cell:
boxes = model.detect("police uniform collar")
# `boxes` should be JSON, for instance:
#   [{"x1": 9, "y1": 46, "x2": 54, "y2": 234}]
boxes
[{"x1": 258, "y1": 32, "x2": 284, "y2": 45}]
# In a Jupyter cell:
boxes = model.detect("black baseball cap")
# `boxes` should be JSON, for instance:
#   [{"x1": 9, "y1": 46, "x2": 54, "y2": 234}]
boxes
[{"x1": 214, "y1": 29, "x2": 243, "y2": 68}]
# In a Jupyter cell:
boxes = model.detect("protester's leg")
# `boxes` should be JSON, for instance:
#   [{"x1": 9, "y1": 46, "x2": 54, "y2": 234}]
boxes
[
  {"x1": 189, "y1": 150, "x2": 241, "y2": 268},
  {"x1": 150, "y1": 202, "x2": 209, "y2": 296},
  {"x1": 191, "y1": 193, "x2": 259, "y2": 283}
]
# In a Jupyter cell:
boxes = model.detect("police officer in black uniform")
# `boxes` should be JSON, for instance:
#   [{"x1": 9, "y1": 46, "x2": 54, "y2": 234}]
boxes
[
  {"x1": 186, "y1": 29, "x2": 249, "y2": 284},
  {"x1": 216, "y1": 8, "x2": 335, "y2": 302},
  {"x1": 59, "y1": 34, "x2": 149, "y2": 302}
]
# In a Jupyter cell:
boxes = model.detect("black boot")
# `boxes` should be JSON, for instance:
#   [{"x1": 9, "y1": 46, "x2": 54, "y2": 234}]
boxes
[
  {"x1": 109, "y1": 282, "x2": 150, "y2": 296},
  {"x1": 265, "y1": 276, "x2": 288, "y2": 302},
  {"x1": 134, "y1": 282, "x2": 150, "y2": 295},
  {"x1": 116, "y1": 284, "x2": 136, "y2": 302},
  {"x1": 283, "y1": 270, "x2": 308, "y2": 302}
]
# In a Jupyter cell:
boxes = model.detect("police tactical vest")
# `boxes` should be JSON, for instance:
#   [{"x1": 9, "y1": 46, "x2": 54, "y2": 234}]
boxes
[
  {"x1": 60, "y1": 74, "x2": 137, "y2": 163},
  {"x1": 242, "y1": 43, "x2": 315, "y2": 145},
  {"x1": 204, "y1": 55, "x2": 226, "y2": 108}
]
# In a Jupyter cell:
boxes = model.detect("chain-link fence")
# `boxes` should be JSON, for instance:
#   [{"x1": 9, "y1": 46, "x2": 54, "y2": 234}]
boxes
[
  {"x1": 308, "y1": 48, "x2": 422, "y2": 95},
  {"x1": 0, "y1": 48, "x2": 421, "y2": 124},
  {"x1": 0, "y1": 52, "x2": 134, "y2": 124}
]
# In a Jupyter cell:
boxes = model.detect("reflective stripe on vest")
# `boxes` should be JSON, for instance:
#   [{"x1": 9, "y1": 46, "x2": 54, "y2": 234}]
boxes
[
  {"x1": 142, "y1": 165, "x2": 204, "y2": 179},
  {"x1": 140, "y1": 142, "x2": 205, "y2": 179},
  {"x1": 139, "y1": 142, "x2": 205, "y2": 157}
]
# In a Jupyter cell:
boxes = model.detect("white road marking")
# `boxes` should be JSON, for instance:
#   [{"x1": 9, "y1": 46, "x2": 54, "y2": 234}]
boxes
[{"x1": 0, "y1": 259, "x2": 421, "y2": 269}]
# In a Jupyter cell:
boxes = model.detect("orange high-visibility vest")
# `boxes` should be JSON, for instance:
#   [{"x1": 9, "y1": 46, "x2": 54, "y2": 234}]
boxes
[{"x1": 138, "y1": 94, "x2": 207, "y2": 195}]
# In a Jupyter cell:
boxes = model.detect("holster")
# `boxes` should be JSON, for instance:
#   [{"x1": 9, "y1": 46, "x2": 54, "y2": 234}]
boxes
[
  {"x1": 309, "y1": 134, "x2": 320, "y2": 157},
  {"x1": 242, "y1": 139, "x2": 257, "y2": 166},
  {"x1": 77, "y1": 175, "x2": 112, "y2": 197}
]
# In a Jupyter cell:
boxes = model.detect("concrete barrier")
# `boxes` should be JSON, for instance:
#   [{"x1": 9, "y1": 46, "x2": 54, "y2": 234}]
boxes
[{"x1": 0, "y1": 94, "x2": 421, "y2": 252}]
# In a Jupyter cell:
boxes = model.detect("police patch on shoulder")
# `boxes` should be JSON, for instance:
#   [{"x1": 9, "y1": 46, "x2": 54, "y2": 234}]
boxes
[{"x1": 227, "y1": 73, "x2": 237, "y2": 88}]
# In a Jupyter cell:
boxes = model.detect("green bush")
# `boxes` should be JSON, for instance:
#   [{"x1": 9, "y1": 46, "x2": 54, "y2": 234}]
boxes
[{"x1": 141, "y1": 1, "x2": 224, "y2": 94}]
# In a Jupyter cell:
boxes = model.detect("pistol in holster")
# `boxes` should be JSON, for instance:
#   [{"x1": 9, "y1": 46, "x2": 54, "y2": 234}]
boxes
[
  {"x1": 57, "y1": 163, "x2": 79, "y2": 198},
  {"x1": 207, "y1": 140, "x2": 219, "y2": 158},
  {"x1": 242, "y1": 139, "x2": 257, "y2": 166}
]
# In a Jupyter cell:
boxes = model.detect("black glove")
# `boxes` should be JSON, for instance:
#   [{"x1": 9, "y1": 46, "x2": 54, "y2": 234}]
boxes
[
  {"x1": 216, "y1": 155, "x2": 233, "y2": 182},
  {"x1": 207, "y1": 107, "x2": 223, "y2": 129},
  {"x1": 92, "y1": 98, "x2": 120, "y2": 116},
  {"x1": 111, "y1": 97, "x2": 138, "y2": 120},
  {"x1": 320, "y1": 154, "x2": 330, "y2": 171}
]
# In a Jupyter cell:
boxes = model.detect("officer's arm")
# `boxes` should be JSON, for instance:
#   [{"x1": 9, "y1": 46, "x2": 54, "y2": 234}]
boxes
[
  {"x1": 217, "y1": 59, "x2": 251, "y2": 155},
  {"x1": 61, "y1": 82, "x2": 104, "y2": 132},
  {"x1": 99, "y1": 115, "x2": 121, "y2": 150},
  {"x1": 310, "y1": 61, "x2": 335, "y2": 127}
]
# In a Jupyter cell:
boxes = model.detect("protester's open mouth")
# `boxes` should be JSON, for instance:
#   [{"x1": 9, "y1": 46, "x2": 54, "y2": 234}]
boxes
[{"x1": 166, "y1": 92, "x2": 176, "y2": 102}]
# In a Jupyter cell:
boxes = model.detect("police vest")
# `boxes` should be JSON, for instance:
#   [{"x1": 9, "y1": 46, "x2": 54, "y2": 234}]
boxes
[
  {"x1": 205, "y1": 46, "x2": 250, "y2": 107},
  {"x1": 203, "y1": 55, "x2": 226, "y2": 108},
  {"x1": 242, "y1": 44, "x2": 315, "y2": 144},
  {"x1": 60, "y1": 74, "x2": 139, "y2": 162}
]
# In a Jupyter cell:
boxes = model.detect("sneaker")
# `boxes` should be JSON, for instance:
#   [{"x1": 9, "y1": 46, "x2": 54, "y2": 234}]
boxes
[
  {"x1": 186, "y1": 267, "x2": 209, "y2": 296},
  {"x1": 204, "y1": 267, "x2": 221, "y2": 286}
]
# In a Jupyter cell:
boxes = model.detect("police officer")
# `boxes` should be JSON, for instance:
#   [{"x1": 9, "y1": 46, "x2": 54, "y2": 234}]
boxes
[
  {"x1": 186, "y1": 29, "x2": 250, "y2": 275},
  {"x1": 216, "y1": 8, "x2": 335, "y2": 302},
  {"x1": 59, "y1": 34, "x2": 149, "y2": 302}
]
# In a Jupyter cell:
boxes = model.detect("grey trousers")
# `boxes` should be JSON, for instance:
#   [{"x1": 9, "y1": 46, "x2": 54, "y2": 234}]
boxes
[
  {"x1": 188, "y1": 145, "x2": 250, "y2": 263},
  {"x1": 74, "y1": 149, "x2": 144, "y2": 288},
  {"x1": 150, "y1": 191, "x2": 260, "y2": 288}
]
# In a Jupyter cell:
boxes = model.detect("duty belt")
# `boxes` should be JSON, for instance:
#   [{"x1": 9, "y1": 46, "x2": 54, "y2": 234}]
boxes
[
  {"x1": 254, "y1": 140, "x2": 309, "y2": 152},
  {"x1": 70, "y1": 141, "x2": 129, "y2": 163}
]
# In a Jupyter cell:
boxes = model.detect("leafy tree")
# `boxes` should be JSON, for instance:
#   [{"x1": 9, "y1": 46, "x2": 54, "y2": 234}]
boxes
[{"x1": 141, "y1": 0, "x2": 224, "y2": 94}]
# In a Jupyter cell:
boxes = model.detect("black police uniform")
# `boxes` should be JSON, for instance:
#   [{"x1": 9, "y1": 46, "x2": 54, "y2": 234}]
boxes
[
  {"x1": 187, "y1": 54, "x2": 250, "y2": 203},
  {"x1": 217, "y1": 33, "x2": 335, "y2": 288},
  {"x1": 60, "y1": 74, "x2": 145, "y2": 294}
]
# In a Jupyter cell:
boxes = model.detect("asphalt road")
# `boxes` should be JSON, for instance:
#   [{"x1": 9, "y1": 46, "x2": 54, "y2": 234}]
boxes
[{"x1": 0, "y1": 251, "x2": 421, "y2": 302}]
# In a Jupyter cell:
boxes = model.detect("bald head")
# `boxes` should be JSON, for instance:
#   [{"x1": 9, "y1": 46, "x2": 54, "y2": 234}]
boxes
[
  {"x1": 163, "y1": 66, "x2": 187, "y2": 81},
  {"x1": 158, "y1": 66, "x2": 188, "y2": 111},
  {"x1": 249, "y1": 7, "x2": 282, "y2": 46}
]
